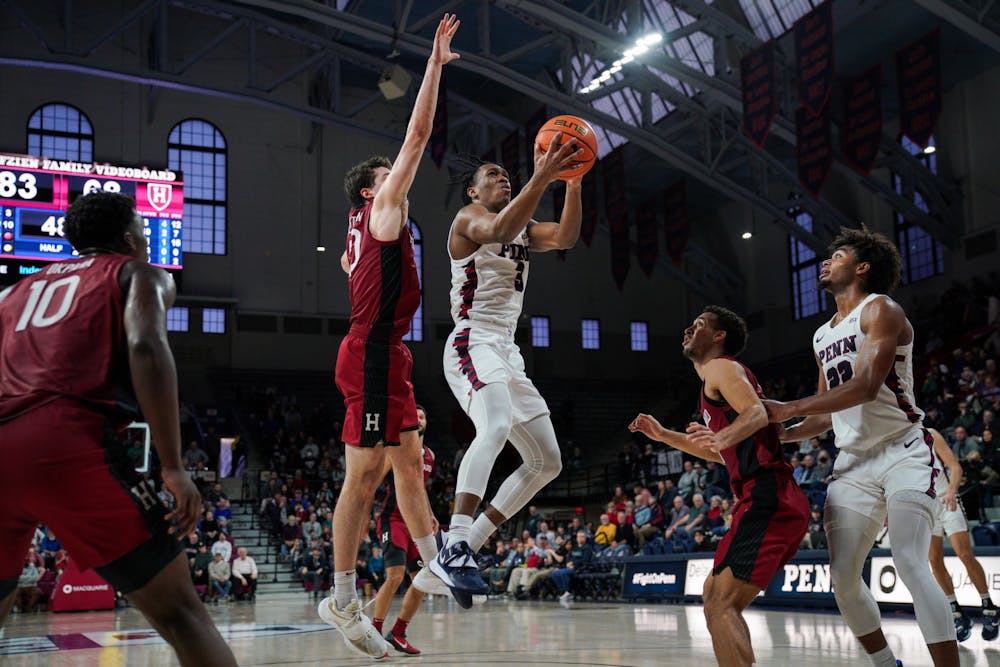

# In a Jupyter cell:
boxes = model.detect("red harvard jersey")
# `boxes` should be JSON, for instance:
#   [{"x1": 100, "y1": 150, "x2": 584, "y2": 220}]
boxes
[
  {"x1": 380, "y1": 446, "x2": 435, "y2": 524},
  {"x1": 345, "y1": 202, "x2": 420, "y2": 342},
  {"x1": 700, "y1": 356, "x2": 794, "y2": 498},
  {"x1": 0, "y1": 254, "x2": 139, "y2": 424}
]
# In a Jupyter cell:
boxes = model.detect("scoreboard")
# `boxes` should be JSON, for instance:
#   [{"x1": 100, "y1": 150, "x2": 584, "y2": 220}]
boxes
[{"x1": 0, "y1": 152, "x2": 184, "y2": 271}]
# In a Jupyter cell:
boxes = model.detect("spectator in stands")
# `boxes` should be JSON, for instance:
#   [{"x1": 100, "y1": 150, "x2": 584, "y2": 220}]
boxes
[
  {"x1": 211, "y1": 533, "x2": 233, "y2": 562},
  {"x1": 691, "y1": 529, "x2": 714, "y2": 553},
  {"x1": 701, "y1": 461, "x2": 729, "y2": 500},
  {"x1": 789, "y1": 454, "x2": 804, "y2": 483},
  {"x1": 619, "y1": 441, "x2": 642, "y2": 485},
  {"x1": 952, "y1": 426, "x2": 980, "y2": 460},
  {"x1": 302, "y1": 512, "x2": 322, "y2": 543},
  {"x1": 604, "y1": 502, "x2": 619, "y2": 525},
  {"x1": 508, "y1": 537, "x2": 545, "y2": 598},
  {"x1": 550, "y1": 530, "x2": 594, "y2": 603},
  {"x1": 961, "y1": 451, "x2": 998, "y2": 521},
  {"x1": 594, "y1": 514, "x2": 616, "y2": 546},
  {"x1": 677, "y1": 460, "x2": 699, "y2": 502},
  {"x1": 184, "y1": 440, "x2": 210, "y2": 470},
  {"x1": 24, "y1": 546, "x2": 44, "y2": 571},
  {"x1": 982, "y1": 429, "x2": 996, "y2": 465},
  {"x1": 204, "y1": 482, "x2": 227, "y2": 505},
  {"x1": 209, "y1": 552, "x2": 232, "y2": 602},
  {"x1": 614, "y1": 510, "x2": 635, "y2": 549},
  {"x1": 802, "y1": 506, "x2": 827, "y2": 550},
  {"x1": 217, "y1": 517, "x2": 231, "y2": 538},
  {"x1": 797, "y1": 455, "x2": 819, "y2": 487},
  {"x1": 231, "y1": 547, "x2": 258, "y2": 600},
  {"x1": 214, "y1": 498, "x2": 233, "y2": 523},
  {"x1": 952, "y1": 400, "x2": 978, "y2": 433},
  {"x1": 568, "y1": 516, "x2": 592, "y2": 540},
  {"x1": 366, "y1": 546, "x2": 385, "y2": 595},
  {"x1": 634, "y1": 494, "x2": 664, "y2": 547},
  {"x1": 975, "y1": 409, "x2": 996, "y2": 437},
  {"x1": 280, "y1": 515, "x2": 301, "y2": 560},
  {"x1": 39, "y1": 529, "x2": 61, "y2": 566},
  {"x1": 682, "y1": 493, "x2": 709, "y2": 538},
  {"x1": 525, "y1": 505, "x2": 542, "y2": 536},
  {"x1": 705, "y1": 496, "x2": 724, "y2": 531},
  {"x1": 663, "y1": 495, "x2": 691, "y2": 541},
  {"x1": 191, "y1": 543, "x2": 212, "y2": 587},
  {"x1": 611, "y1": 486, "x2": 628, "y2": 512},
  {"x1": 535, "y1": 520, "x2": 556, "y2": 544},
  {"x1": 813, "y1": 451, "x2": 834, "y2": 483},
  {"x1": 490, "y1": 539, "x2": 525, "y2": 594},
  {"x1": 13, "y1": 558, "x2": 42, "y2": 613},
  {"x1": 300, "y1": 547, "x2": 327, "y2": 599},
  {"x1": 201, "y1": 510, "x2": 220, "y2": 543}
]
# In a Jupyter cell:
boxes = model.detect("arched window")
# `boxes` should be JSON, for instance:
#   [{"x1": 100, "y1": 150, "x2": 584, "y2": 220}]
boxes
[
  {"x1": 893, "y1": 135, "x2": 943, "y2": 283},
  {"x1": 27, "y1": 103, "x2": 93, "y2": 161},
  {"x1": 787, "y1": 207, "x2": 827, "y2": 320},
  {"x1": 402, "y1": 218, "x2": 423, "y2": 342},
  {"x1": 168, "y1": 119, "x2": 227, "y2": 255}
]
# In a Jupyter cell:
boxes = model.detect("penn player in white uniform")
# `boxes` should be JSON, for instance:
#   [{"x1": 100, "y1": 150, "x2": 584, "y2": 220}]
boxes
[
  {"x1": 765, "y1": 227, "x2": 958, "y2": 667},
  {"x1": 430, "y1": 139, "x2": 584, "y2": 606},
  {"x1": 926, "y1": 428, "x2": 999, "y2": 642}
]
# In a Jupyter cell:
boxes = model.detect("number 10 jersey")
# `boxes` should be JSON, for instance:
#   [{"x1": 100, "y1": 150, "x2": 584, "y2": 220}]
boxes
[{"x1": 812, "y1": 292, "x2": 923, "y2": 453}]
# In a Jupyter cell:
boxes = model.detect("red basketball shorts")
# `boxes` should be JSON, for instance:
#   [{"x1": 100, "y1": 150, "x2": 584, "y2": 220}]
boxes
[
  {"x1": 336, "y1": 333, "x2": 418, "y2": 447},
  {"x1": 713, "y1": 474, "x2": 810, "y2": 590},
  {"x1": 379, "y1": 513, "x2": 420, "y2": 569},
  {"x1": 0, "y1": 399, "x2": 182, "y2": 596}
]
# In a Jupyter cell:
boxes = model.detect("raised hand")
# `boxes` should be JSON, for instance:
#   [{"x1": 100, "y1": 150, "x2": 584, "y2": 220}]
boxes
[
  {"x1": 628, "y1": 413, "x2": 663, "y2": 440},
  {"x1": 533, "y1": 132, "x2": 582, "y2": 184},
  {"x1": 431, "y1": 14, "x2": 461, "y2": 66}
]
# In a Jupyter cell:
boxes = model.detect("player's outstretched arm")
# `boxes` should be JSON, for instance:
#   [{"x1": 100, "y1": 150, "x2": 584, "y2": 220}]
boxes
[
  {"x1": 628, "y1": 413, "x2": 723, "y2": 463},
  {"x1": 370, "y1": 14, "x2": 460, "y2": 241},
  {"x1": 454, "y1": 137, "x2": 582, "y2": 246},
  {"x1": 930, "y1": 428, "x2": 962, "y2": 511},
  {"x1": 686, "y1": 359, "x2": 769, "y2": 455},
  {"x1": 769, "y1": 296, "x2": 906, "y2": 421},
  {"x1": 766, "y1": 355, "x2": 832, "y2": 440},
  {"x1": 527, "y1": 177, "x2": 583, "y2": 252},
  {"x1": 122, "y1": 261, "x2": 201, "y2": 535}
]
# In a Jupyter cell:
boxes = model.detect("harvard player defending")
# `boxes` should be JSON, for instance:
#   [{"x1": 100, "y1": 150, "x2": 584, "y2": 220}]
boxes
[
  {"x1": 629, "y1": 306, "x2": 809, "y2": 667},
  {"x1": 371, "y1": 404, "x2": 435, "y2": 655},
  {"x1": 431, "y1": 144, "x2": 585, "y2": 606},
  {"x1": 926, "y1": 428, "x2": 999, "y2": 642},
  {"x1": 765, "y1": 227, "x2": 958, "y2": 667},
  {"x1": 0, "y1": 193, "x2": 236, "y2": 667},
  {"x1": 322, "y1": 14, "x2": 460, "y2": 659}
]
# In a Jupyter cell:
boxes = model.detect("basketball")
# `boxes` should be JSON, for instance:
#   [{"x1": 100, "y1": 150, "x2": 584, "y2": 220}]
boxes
[{"x1": 535, "y1": 115, "x2": 599, "y2": 180}]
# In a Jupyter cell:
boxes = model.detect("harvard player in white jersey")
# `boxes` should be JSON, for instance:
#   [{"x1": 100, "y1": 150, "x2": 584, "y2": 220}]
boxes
[
  {"x1": 430, "y1": 143, "x2": 584, "y2": 605},
  {"x1": 765, "y1": 227, "x2": 958, "y2": 667}
]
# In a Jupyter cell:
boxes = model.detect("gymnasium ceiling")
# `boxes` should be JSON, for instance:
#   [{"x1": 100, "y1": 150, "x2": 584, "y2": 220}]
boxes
[{"x1": 1, "y1": 0, "x2": 999, "y2": 301}]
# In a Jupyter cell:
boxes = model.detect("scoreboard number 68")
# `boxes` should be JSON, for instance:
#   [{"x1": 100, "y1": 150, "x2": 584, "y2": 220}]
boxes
[{"x1": 83, "y1": 179, "x2": 122, "y2": 194}]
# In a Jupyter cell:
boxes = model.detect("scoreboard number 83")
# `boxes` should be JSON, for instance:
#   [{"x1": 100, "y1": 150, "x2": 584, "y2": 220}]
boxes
[{"x1": 0, "y1": 171, "x2": 38, "y2": 200}]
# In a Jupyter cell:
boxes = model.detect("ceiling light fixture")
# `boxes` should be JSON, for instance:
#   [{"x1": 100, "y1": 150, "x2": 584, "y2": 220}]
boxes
[{"x1": 576, "y1": 33, "x2": 662, "y2": 96}]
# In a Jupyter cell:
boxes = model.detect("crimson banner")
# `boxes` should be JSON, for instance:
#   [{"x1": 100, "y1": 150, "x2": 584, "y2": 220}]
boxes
[
  {"x1": 580, "y1": 170, "x2": 598, "y2": 247},
  {"x1": 663, "y1": 182, "x2": 689, "y2": 266},
  {"x1": 636, "y1": 195, "x2": 658, "y2": 277},
  {"x1": 794, "y1": 0, "x2": 834, "y2": 117},
  {"x1": 797, "y1": 106, "x2": 833, "y2": 198},
  {"x1": 430, "y1": 72, "x2": 447, "y2": 167},
  {"x1": 741, "y1": 40, "x2": 777, "y2": 148},
  {"x1": 501, "y1": 129, "x2": 521, "y2": 192},
  {"x1": 603, "y1": 147, "x2": 629, "y2": 290},
  {"x1": 841, "y1": 65, "x2": 882, "y2": 175},
  {"x1": 895, "y1": 28, "x2": 941, "y2": 148}
]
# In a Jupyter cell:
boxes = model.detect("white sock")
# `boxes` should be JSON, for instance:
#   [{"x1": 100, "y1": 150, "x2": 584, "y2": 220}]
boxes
[
  {"x1": 468, "y1": 513, "x2": 499, "y2": 552},
  {"x1": 446, "y1": 514, "x2": 473, "y2": 547},
  {"x1": 413, "y1": 533, "x2": 438, "y2": 564},
  {"x1": 333, "y1": 570, "x2": 356, "y2": 609},
  {"x1": 946, "y1": 593, "x2": 957, "y2": 604},
  {"x1": 868, "y1": 645, "x2": 896, "y2": 667}
]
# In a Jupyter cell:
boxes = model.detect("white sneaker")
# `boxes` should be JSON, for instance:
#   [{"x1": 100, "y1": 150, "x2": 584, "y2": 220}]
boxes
[
  {"x1": 559, "y1": 591, "x2": 573, "y2": 604},
  {"x1": 412, "y1": 566, "x2": 454, "y2": 597},
  {"x1": 317, "y1": 596, "x2": 390, "y2": 659},
  {"x1": 472, "y1": 594, "x2": 487, "y2": 605}
]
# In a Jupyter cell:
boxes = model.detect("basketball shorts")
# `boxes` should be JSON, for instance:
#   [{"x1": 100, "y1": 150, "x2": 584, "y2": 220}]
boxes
[
  {"x1": 932, "y1": 495, "x2": 969, "y2": 538},
  {"x1": 0, "y1": 399, "x2": 183, "y2": 598},
  {"x1": 443, "y1": 324, "x2": 549, "y2": 425},
  {"x1": 713, "y1": 474, "x2": 809, "y2": 589},
  {"x1": 825, "y1": 425, "x2": 938, "y2": 524},
  {"x1": 336, "y1": 333, "x2": 418, "y2": 447},
  {"x1": 380, "y1": 513, "x2": 420, "y2": 570}
]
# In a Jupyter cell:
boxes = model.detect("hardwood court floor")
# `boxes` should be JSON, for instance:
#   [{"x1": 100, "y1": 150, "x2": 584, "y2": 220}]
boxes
[{"x1": 1, "y1": 593, "x2": 997, "y2": 666}]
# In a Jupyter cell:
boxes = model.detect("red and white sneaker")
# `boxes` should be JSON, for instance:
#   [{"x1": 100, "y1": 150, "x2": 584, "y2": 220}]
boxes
[{"x1": 387, "y1": 632, "x2": 422, "y2": 655}]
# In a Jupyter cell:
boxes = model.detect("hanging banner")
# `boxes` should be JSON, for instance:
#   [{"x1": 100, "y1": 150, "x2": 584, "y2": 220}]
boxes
[
  {"x1": 794, "y1": 0, "x2": 835, "y2": 117},
  {"x1": 895, "y1": 28, "x2": 942, "y2": 148},
  {"x1": 603, "y1": 147, "x2": 629, "y2": 290},
  {"x1": 663, "y1": 182, "x2": 689, "y2": 266},
  {"x1": 580, "y1": 170, "x2": 598, "y2": 247},
  {"x1": 797, "y1": 106, "x2": 833, "y2": 198},
  {"x1": 501, "y1": 129, "x2": 521, "y2": 192},
  {"x1": 841, "y1": 65, "x2": 882, "y2": 175},
  {"x1": 552, "y1": 183, "x2": 567, "y2": 261},
  {"x1": 636, "y1": 195, "x2": 658, "y2": 277},
  {"x1": 525, "y1": 105, "x2": 548, "y2": 163},
  {"x1": 741, "y1": 40, "x2": 777, "y2": 148},
  {"x1": 430, "y1": 72, "x2": 448, "y2": 167}
]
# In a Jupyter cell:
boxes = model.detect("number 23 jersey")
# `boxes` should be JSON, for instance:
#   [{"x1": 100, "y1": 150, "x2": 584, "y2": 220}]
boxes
[
  {"x1": 813, "y1": 292, "x2": 923, "y2": 453},
  {"x1": 448, "y1": 225, "x2": 529, "y2": 329},
  {"x1": 0, "y1": 254, "x2": 138, "y2": 424}
]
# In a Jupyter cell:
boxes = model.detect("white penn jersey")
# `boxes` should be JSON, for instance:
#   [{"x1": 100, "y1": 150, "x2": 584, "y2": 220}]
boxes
[
  {"x1": 813, "y1": 292, "x2": 923, "y2": 453},
  {"x1": 448, "y1": 225, "x2": 530, "y2": 330}
]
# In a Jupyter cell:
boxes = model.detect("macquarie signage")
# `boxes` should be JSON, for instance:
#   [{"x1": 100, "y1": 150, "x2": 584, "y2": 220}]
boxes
[{"x1": 871, "y1": 556, "x2": 1000, "y2": 606}]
